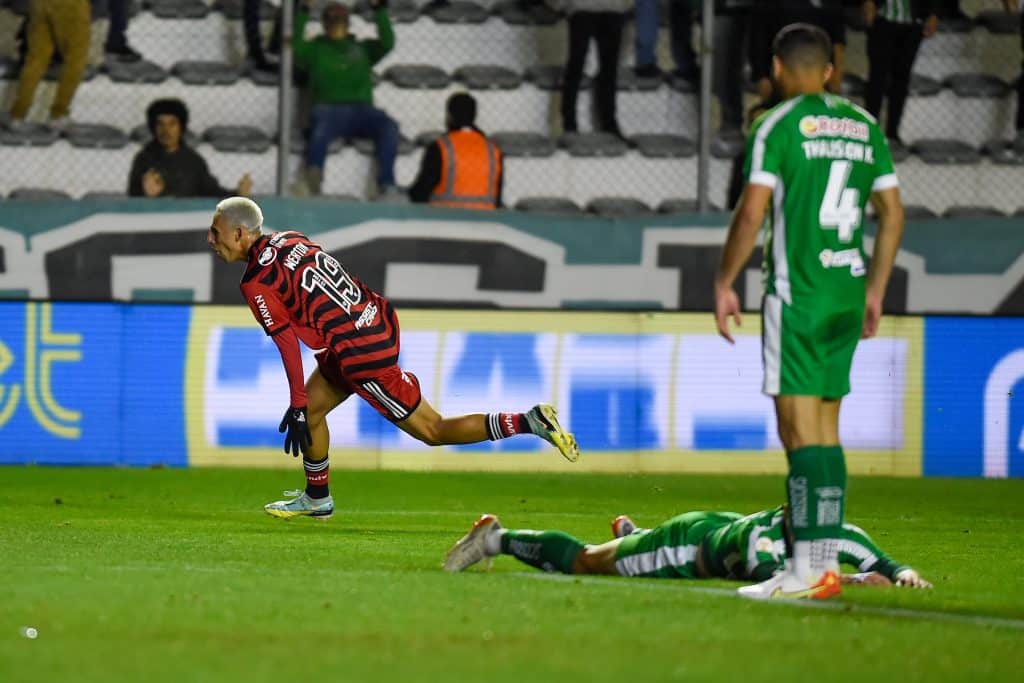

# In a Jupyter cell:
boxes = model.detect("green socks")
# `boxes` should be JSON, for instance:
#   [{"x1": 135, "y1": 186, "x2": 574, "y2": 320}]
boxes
[
  {"x1": 787, "y1": 445, "x2": 847, "y2": 580},
  {"x1": 500, "y1": 530, "x2": 585, "y2": 574}
]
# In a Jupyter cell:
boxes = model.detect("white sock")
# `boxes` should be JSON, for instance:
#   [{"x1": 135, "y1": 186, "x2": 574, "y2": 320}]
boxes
[{"x1": 484, "y1": 528, "x2": 505, "y2": 556}]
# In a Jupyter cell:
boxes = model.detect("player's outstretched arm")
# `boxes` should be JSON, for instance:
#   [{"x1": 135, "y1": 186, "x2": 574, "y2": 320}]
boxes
[
  {"x1": 715, "y1": 183, "x2": 772, "y2": 344},
  {"x1": 838, "y1": 521, "x2": 932, "y2": 589},
  {"x1": 864, "y1": 186, "x2": 904, "y2": 338}
]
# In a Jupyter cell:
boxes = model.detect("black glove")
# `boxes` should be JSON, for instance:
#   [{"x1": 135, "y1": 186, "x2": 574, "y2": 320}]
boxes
[{"x1": 279, "y1": 406, "x2": 313, "y2": 457}]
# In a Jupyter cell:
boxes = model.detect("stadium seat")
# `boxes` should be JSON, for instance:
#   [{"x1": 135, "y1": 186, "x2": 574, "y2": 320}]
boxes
[
  {"x1": 841, "y1": 73, "x2": 866, "y2": 98},
  {"x1": 81, "y1": 191, "x2": 130, "y2": 200},
  {"x1": 454, "y1": 65, "x2": 523, "y2": 90},
  {"x1": 203, "y1": 125, "x2": 273, "y2": 153},
  {"x1": 493, "y1": 0, "x2": 560, "y2": 26},
  {"x1": 287, "y1": 128, "x2": 344, "y2": 155},
  {"x1": 351, "y1": 135, "x2": 418, "y2": 156},
  {"x1": 427, "y1": 1, "x2": 490, "y2": 24},
  {"x1": 632, "y1": 134, "x2": 695, "y2": 159},
  {"x1": 710, "y1": 134, "x2": 744, "y2": 159},
  {"x1": 936, "y1": 14, "x2": 974, "y2": 33},
  {"x1": 354, "y1": 0, "x2": 421, "y2": 22},
  {"x1": 658, "y1": 198, "x2": 708, "y2": 214},
  {"x1": 944, "y1": 73, "x2": 1010, "y2": 98},
  {"x1": 491, "y1": 131, "x2": 556, "y2": 157},
  {"x1": 44, "y1": 63, "x2": 97, "y2": 83},
  {"x1": 912, "y1": 139, "x2": 981, "y2": 165},
  {"x1": 0, "y1": 56, "x2": 18, "y2": 80},
  {"x1": 888, "y1": 140, "x2": 911, "y2": 163},
  {"x1": 942, "y1": 205, "x2": 1007, "y2": 219},
  {"x1": 172, "y1": 61, "x2": 243, "y2": 86},
  {"x1": 617, "y1": 67, "x2": 664, "y2": 93},
  {"x1": 414, "y1": 130, "x2": 444, "y2": 146},
  {"x1": 902, "y1": 204, "x2": 940, "y2": 220},
  {"x1": 0, "y1": 123, "x2": 60, "y2": 147},
  {"x1": 666, "y1": 71, "x2": 698, "y2": 93},
  {"x1": 131, "y1": 123, "x2": 200, "y2": 147},
  {"x1": 105, "y1": 60, "x2": 169, "y2": 84},
  {"x1": 515, "y1": 196, "x2": 583, "y2": 215},
  {"x1": 909, "y1": 73, "x2": 943, "y2": 97},
  {"x1": 526, "y1": 64, "x2": 591, "y2": 91},
  {"x1": 587, "y1": 196, "x2": 652, "y2": 217},
  {"x1": 975, "y1": 10, "x2": 1020, "y2": 35},
  {"x1": 984, "y1": 139, "x2": 1024, "y2": 165},
  {"x1": 149, "y1": 0, "x2": 210, "y2": 19},
  {"x1": 248, "y1": 66, "x2": 281, "y2": 87},
  {"x1": 561, "y1": 132, "x2": 629, "y2": 157},
  {"x1": 9, "y1": 187, "x2": 71, "y2": 199},
  {"x1": 384, "y1": 64, "x2": 451, "y2": 89},
  {"x1": 214, "y1": 0, "x2": 274, "y2": 19},
  {"x1": 65, "y1": 124, "x2": 130, "y2": 149}
]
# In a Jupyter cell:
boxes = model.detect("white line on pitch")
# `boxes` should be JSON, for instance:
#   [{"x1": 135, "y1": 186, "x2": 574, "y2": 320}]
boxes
[{"x1": 512, "y1": 572, "x2": 1024, "y2": 631}]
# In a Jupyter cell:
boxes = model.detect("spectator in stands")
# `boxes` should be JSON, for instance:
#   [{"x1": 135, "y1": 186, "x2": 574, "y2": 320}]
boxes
[
  {"x1": 709, "y1": 0, "x2": 754, "y2": 141},
  {"x1": 556, "y1": 0, "x2": 630, "y2": 138},
  {"x1": 244, "y1": 0, "x2": 288, "y2": 72},
  {"x1": 633, "y1": 0, "x2": 699, "y2": 84},
  {"x1": 128, "y1": 98, "x2": 253, "y2": 198},
  {"x1": 292, "y1": 0, "x2": 400, "y2": 198},
  {"x1": 1007, "y1": 0, "x2": 1024, "y2": 149},
  {"x1": 7, "y1": 0, "x2": 91, "y2": 131},
  {"x1": 863, "y1": 0, "x2": 939, "y2": 151},
  {"x1": 749, "y1": 1, "x2": 847, "y2": 101},
  {"x1": 105, "y1": 0, "x2": 145, "y2": 62},
  {"x1": 408, "y1": 92, "x2": 504, "y2": 209}
]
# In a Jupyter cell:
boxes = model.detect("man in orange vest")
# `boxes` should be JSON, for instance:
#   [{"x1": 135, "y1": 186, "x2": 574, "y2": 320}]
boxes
[{"x1": 408, "y1": 93, "x2": 503, "y2": 210}]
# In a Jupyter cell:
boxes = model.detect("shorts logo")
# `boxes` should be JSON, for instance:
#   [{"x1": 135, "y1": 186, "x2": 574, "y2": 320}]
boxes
[
  {"x1": 799, "y1": 115, "x2": 869, "y2": 141},
  {"x1": 258, "y1": 247, "x2": 277, "y2": 266}
]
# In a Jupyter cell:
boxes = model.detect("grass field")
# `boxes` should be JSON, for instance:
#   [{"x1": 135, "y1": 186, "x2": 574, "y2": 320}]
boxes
[{"x1": 2, "y1": 466, "x2": 1023, "y2": 682}]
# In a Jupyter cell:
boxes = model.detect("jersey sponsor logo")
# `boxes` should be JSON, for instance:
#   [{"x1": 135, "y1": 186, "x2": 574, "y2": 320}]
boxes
[
  {"x1": 254, "y1": 293, "x2": 274, "y2": 328},
  {"x1": 818, "y1": 248, "x2": 866, "y2": 276},
  {"x1": 284, "y1": 242, "x2": 310, "y2": 271},
  {"x1": 258, "y1": 247, "x2": 277, "y2": 266},
  {"x1": 799, "y1": 115, "x2": 869, "y2": 142},
  {"x1": 353, "y1": 301, "x2": 378, "y2": 330},
  {"x1": 268, "y1": 232, "x2": 289, "y2": 247}
]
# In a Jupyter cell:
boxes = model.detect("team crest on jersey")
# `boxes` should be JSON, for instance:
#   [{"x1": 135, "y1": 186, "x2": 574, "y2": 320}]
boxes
[
  {"x1": 799, "y1": 115, "x2": 869, "y2": 142},
  {"x1": 258, "y1": 246, "x2": 277, "y2": 266}
]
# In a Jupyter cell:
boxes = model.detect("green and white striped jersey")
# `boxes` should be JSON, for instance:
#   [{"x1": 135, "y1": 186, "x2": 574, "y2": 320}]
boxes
[
  {"x1": 744, "y1": 93, "x2": 897, "y2": 306},
  {"x1": 701, "y1": 505, "x2": 908, "y2": 582}
]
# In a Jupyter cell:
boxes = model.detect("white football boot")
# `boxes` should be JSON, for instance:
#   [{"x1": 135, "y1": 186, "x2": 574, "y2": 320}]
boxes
[
  {"x1": 443, "y1": 514, "x2": 502, "y2": 572},
  {"x1": 737, "y1": 569, "x2": 841, "y2": 601},
  {"x1": 264, "y1": 490, "x2": 334, "y2": 520}
]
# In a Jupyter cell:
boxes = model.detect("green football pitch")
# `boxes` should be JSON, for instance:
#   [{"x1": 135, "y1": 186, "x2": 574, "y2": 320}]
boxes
[{"x1": 2, "y1": 466, "x2": 1022, "y2": 682}]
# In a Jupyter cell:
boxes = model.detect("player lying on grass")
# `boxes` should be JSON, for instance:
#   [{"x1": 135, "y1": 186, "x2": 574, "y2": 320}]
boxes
[
  {"x1": 444, "y1": 506, "x2": 931, "y2": 591},
  {"x1": 207, "y1": 197, "x2": 579, "y2": 520}
]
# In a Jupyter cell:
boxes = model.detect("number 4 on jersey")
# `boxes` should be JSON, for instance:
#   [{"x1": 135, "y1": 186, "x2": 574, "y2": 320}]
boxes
[{"x1": 819, "y1": 160, "x2": 861, "y2": 243}]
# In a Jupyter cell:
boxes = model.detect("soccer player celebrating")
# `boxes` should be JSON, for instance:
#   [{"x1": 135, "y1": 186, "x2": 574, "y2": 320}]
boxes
[
  {"x1": 443, "y1": 508, "x2": 931, "y2": 590},
  {"x1": 713, "y1": 24, "x2": 905, "y2": 599},
  {"x1": 207, "y1": 197, "x2": 579, "y2": 519}
]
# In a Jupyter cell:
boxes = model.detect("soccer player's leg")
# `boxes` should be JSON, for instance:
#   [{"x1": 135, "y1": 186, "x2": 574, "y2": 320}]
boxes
[
  {"x1": 265, "y1": 359, "x2": 350, "y2": 520},
  {"x1": 444, "y1": 514, "x2": 602, "y2": 574}
]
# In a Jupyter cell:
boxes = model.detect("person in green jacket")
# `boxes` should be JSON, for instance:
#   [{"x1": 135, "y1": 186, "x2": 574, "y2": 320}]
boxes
[{"x1": 294, "y1": 0, "x2": 399, "y2": 198}]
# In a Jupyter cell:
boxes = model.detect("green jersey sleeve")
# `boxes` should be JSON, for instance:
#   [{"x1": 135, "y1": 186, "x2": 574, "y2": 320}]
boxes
[
  {"x1": 838, "y1": 522, "x2": 908, "y2": 581},
  {"x1": 867, "y1": 123, "x2": 899, "y2": 194}
]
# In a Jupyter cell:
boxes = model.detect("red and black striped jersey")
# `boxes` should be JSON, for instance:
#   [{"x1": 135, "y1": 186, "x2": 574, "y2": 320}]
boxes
[{"x1": 240, "y1": 231, "x2": 399, "y2": 379}]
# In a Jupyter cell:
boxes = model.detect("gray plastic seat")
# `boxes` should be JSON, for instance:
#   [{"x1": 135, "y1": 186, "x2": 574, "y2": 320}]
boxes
[
  {"x1": 526, "y1": 64, "x2": 590, "y2": 91},
  {"x1": 666, "y1": 71, "x2": 697, "y2": 93},
  {"x1": 515, "y1": 197, "x2": 583, "y2": 215},
  {"x1": 287, "y1": 128, "x2": 344, "y2": 155},
  {"x1": 66, "y1": 123, "x2": 129, "y2": 149},
  {"x1": 203, "y1": 126, "x2": 272, "y2": 153},
  {"x1": 902, "y1": 204, "x2": 939, "y2": 220},
  {"x1": 45, "y1": 63, "x2": 97, "y2": 82},
  {"x1": 617, "y1": 67, "x2": 664, "y2": 92},
  {"x1": 215, "y1": 0, "x2": 274, "y2": 19},
  {"x1": 105, "y1": 59, "x2": 168, "y2": 84},
  {"x1": 9, "y1": 188, "x2": 71, "y2": 200},
  {"x1": 354, "y1": 0, "x2": 420, "y2": 22},
  {"x1": 0, "y1": 123, "x2": 60, "y2": 147},
  {"x1": 710, "y1": 131, "x2": 745, "y2": 159},
  {"x1": 414, "y1": 130, "x2": 444, "y2": 147},
  {"x1": 149, "y1": 0, "x2": 210, "y2": 18},
  {"x1": 937, "y1": 14, "x2": 973, "y2": 33},
  {"x1": 352, "y1": 135, "x2": 417, "y2": 156},
  {"x1": 494, "y1": 0, "x2": 560, "y2": 26},
  {"x1": 888, "y1": 138, "x2": 911, "y2": 163},
  {"x1": 560, "y1": 132, "x2": 628, "y2": 157},
  {"x1": 130, "y1": 123, "x2": 200, "y2": 147},
  {"x1": 587, "y1": 196, "x2": 652, "y2": 218},
  {"x1": 384, "y1": 64, "x2": 450, "y2": 89},
  {"x1": 0, "y1": 56, "x2": 18, "y2": 80},
  {"x1": 454, "y1": 65, "x2": 522, "y2": 90},
  {"x1": 658, "y1": 198, "x2": 722, "y2": 214},
  {"x1": 944, "y1": 73, "x2": 1010, "y2": 98},
  {"x1": 942, "y1": 206, "x2": 1006, "y2": 219},
  {"x1": 428, "y1": 1, "x2": 489, "y2": 24},
  {"x1": 984, "y1": 139, "x2": 1024, "y2": 165},
  {"x1": 82, "y1": 191, "x2": 129, "y2": 200},
  {"x1": 249, "y1": 66, "x2": 280, "y2": 86},
  {"x1": 912, "y1": 139, "x2": 981, "y2": 165},
  {"x1": 909, "y1": 73, "x2": 942, "y2": 97},
  {"x1": 491, "y1": 131, "x2": 556, "y2": 157},
  {"x1": 840, "y1": 73, "x2": 865, "y2": 97},
  {"x1": 632, "y1": 134, "x2": 695, "y2": 158},
  {"x1": 975, "y1": 9, "x2": 1019, "y2": 34},
  {"x1": 172, "y1": 61, "x2": 242, "y2": 85}
]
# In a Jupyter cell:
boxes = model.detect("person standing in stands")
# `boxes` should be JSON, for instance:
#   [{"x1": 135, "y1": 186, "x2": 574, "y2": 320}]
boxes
[
  {"x1": 1006, "y1": 0, "x2": 1024, "y2": 149},
  {"x1": 407, "y1": 93, "x2": 504, "y2": 209},
  {"x1": 863, "y1": 0, "x2": 939, "y2": 152}
]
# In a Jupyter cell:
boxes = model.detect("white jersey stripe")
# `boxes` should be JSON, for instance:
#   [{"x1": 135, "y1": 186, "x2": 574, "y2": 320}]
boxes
[
  {"x1": 763, "y1": 294, "x2": 783, "y2": 396},
  {"x1": 772, "y1": 179, "x2": 791, "y2": 304},
  {"x1": 615, "y1": 544, "x2": 697, "y2": 577},
  {"x1": 750, "y1": 96, "x2": 803, "y2": 180}
]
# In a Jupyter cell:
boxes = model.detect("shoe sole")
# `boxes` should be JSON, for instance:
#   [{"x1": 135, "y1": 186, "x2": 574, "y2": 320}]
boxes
[
  {"x1": 534, "y1": 404, "x2": 580, "y2": 463},
  {"x1": 264, "y1": 507, "x2": 334, "y2": 520},
  {"x1": 443, "y1": 516, "x2": 498, "y2": 572}
]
